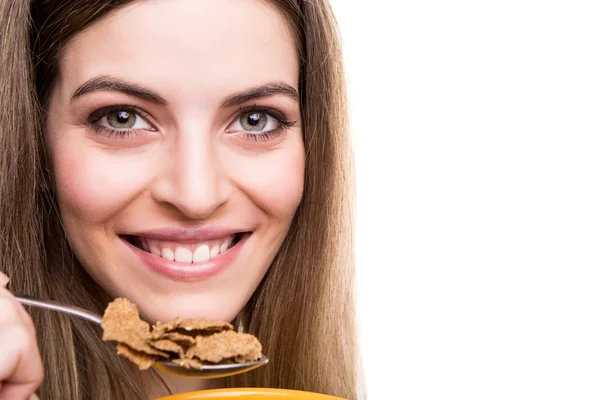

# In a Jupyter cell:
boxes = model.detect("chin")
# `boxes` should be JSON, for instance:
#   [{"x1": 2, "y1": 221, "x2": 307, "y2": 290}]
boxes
[{"x1": 123, "y1": 288, "x2": 253, "y2": 325}]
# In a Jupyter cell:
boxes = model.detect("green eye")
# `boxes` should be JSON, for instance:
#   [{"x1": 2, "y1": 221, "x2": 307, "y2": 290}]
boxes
[
  {"x1": 240, "y1": 112, "x2": 267, "y2": 131},
  {"x1": 107, "y1": 110, "x2": 136, "y2": 129},
  {"x1": 225, "y1": 106, "x2": 294, "y2": 141}
]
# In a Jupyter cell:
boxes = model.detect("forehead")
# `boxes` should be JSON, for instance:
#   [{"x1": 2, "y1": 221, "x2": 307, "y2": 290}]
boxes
[{"x1": 58, "y1": 0, "x2": 298, "y2": 103}]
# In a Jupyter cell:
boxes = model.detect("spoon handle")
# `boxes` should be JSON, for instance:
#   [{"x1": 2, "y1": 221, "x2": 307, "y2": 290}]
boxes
[{"x1": 13, "y1": 292, "x2": 103, "y2": 325}]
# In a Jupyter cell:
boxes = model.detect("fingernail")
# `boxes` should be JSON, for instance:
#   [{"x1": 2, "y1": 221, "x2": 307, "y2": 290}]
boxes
[
  {"x1": 29, "y1": 394, "x2": 40, "y2": 400},
  {"x1": 0, "y1": 272, "x2": 9, "y2": 287}
]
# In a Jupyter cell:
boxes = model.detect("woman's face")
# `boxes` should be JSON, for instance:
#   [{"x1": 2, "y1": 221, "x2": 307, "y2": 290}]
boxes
[{"x1": 46, "y1": 0, "x2": 304, "y2": 323}]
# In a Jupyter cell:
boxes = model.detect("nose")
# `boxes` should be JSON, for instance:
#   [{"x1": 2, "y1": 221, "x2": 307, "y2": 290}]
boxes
[{"x1": 151, "y1": 124, "x2": 230, "y2": 219}]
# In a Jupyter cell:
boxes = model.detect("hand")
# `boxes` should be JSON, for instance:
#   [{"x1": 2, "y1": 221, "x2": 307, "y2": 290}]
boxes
[{"x1": 0, "y1": 273, "x2": 43, "y2": 400}]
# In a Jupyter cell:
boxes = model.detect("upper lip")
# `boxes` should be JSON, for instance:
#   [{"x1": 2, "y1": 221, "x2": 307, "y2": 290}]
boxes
[{"x1": 123, "y1": 227, "x2": 247, "y2": 244}]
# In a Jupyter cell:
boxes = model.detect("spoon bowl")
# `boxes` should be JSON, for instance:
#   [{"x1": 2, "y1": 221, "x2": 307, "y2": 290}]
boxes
[
  {"x1": 154, "y1": 356, "x2": 268, "y2": 378},
  {"x1": 13, "y1": 292, "x2": 268, "y2": 378}
]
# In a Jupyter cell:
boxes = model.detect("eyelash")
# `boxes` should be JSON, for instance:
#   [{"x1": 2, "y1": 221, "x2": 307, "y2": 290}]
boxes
[
  {"x1": 86, "y1": 105, "x2": 155, "y2": 139},
  {"x1": 232, "y1": 105, "x2": 296, "y2": 141},
  {"x1": 86, "y1": 105, "x2": 295, "y2": 141}
]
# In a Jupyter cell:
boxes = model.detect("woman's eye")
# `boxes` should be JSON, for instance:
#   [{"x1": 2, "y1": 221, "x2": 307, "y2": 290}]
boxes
[
  {"x1": 100, "y1": 109, "x2": 153, "y2": 131},
  {"x1": 234, "y1": 111, "x2": 280, "y2": 132}
]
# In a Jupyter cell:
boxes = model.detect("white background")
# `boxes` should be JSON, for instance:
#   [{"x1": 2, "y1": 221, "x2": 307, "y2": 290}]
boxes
[{"x1": 330, "y1": 1, "x2": 600, "y2": 399}]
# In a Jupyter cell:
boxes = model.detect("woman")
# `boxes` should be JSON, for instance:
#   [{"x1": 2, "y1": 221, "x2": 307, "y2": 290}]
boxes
[{"x1": 0, "y1": 0, "x2": 361, "y2": 399}]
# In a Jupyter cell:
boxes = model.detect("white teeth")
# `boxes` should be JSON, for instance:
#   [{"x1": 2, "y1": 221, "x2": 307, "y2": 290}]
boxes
[
  {"x1": 148, "y1": 236, "x2": 237, "y2": 263},
  {"x1": 193, "y1": 244, "x2": 210, "y2": 263},
  {"x1": 209, "y1": 245, "x2": 219, "y2": 258},
  {"x1": 219, "y1": 241, "x2": 228, "y2": 253},
  {"x1": 161, "y1": 248, "x2": 174, "y2": 261},
  {"x1": 174, "y1": 247, "x2": 193, "y2": 263}
]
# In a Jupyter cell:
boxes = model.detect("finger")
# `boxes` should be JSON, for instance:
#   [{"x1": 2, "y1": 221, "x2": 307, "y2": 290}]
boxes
[
  {"x1": 0, "y1": 382, "x2": 39, "y2": 400},
  {"x1": 0, "y1": 295, "x2": 27, "y2": 327},
  {"x1": 0, "y1": 272, "x2": 8, "y2": 288},
  {"x1": 0, "y1": 291, "x2": 36, "y2": 333},
  {"x1": 0, "y1": 326, "x2": 44, "y2": 400}
]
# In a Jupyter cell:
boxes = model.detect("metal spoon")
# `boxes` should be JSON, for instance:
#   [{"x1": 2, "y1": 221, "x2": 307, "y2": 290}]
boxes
[{"x1": 13, "y1": 292, "x2": 268, "y2": 378}]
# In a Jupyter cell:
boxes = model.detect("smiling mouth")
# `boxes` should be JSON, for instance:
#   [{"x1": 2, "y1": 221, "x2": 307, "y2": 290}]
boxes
[{"x1": 121, "y1": 233, "x2": 244, "y2": 263}]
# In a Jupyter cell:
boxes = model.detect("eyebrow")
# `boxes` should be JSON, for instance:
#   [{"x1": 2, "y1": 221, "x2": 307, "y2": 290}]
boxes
[
  {"x1": 71, "y1": 76, "x2": 167, "y2": 105},
  {"x1": 220, "y1": 82, "x2": 299, "y2": 108},
  {"x1": 71, "y1": 76, "x2": 299, "y2": 108}
]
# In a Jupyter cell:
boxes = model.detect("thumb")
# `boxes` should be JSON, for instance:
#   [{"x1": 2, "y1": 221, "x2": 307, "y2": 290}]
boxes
[{"x1": 0, "y1": 272, "x2": 8, "y2": 288}]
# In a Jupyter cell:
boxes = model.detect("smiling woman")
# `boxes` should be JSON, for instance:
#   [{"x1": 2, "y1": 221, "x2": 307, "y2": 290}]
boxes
[{"x1": 0, "y1": 0, "x2": 361, "y2": 399}]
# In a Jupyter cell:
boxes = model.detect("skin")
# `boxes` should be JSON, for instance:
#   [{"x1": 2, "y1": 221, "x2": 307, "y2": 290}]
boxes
[
  {"x1": 0, "y1": 0, "x2": 304, "y2": 397},
  {"x1": 0, "y1": 273, "x2": 43, "y2": 400}
]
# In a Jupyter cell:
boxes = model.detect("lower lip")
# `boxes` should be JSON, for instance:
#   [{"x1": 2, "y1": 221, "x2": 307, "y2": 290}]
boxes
[{"x1": 122, "y1": 234, "x2": 249, "y2": 281}]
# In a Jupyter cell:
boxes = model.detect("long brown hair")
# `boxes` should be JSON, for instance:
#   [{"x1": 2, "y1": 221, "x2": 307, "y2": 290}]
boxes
[{"x1": 0, "y1": 0, "x2": 362, "y2": 399}]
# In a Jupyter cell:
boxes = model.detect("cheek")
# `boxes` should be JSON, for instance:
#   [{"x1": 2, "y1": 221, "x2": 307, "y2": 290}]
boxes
[
  {"x1": 230, "y1": 143, "x2": 305, "y2": 220},
  {"x1": 52, "y1": 144, "x2": 151, "y2": 223}
]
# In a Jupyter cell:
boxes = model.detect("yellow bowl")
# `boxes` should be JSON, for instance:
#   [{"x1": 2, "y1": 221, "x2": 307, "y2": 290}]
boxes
[{"x1": 155, "y1": 388, "x2": 345, "y2": 400}]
